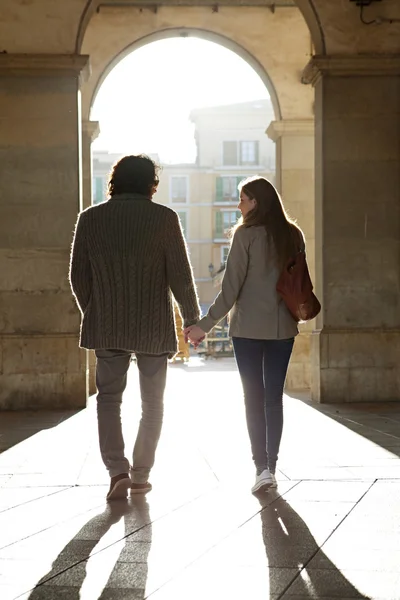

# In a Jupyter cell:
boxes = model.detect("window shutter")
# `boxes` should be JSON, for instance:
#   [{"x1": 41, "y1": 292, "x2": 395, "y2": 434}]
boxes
[
  {"x1": 254, "y1": 141, "x2": 259, "y2": 165},
  {"x1": 171, "y1": 177, "x2": 177, "y2": 198},
  {"x1": 171, "y1": 177, "x2": 188, "y2": 203},
  {"x1": 236, "y1": 176, "x2": 244, "y2": 198},
  {"x1": 223, "y1": 141, "x2": 238, "y2": 166},
  {"x1": 215, "y1": 211, "x2": 223, "y2": 237},
  {"x1": 216, "y1": 177, "x2": 223, "y2": 202}
]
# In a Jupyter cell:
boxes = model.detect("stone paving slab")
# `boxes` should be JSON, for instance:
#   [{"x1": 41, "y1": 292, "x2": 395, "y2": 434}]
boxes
[
  {"x1": 0, "y1": 358, "x2": 399, "y2": 600},
  {"x1": 309, "y1": 547, "x2": 400, "y2": 572},
  {"x1": 282, "y1": 568, "x2": 400, "y2": 599},
  {"x1": 0, "y1": 486, "x2": 70, "y2": 513}
]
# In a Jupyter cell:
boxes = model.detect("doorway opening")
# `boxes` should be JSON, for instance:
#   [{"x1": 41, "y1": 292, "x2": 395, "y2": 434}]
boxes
[{"x1": 90, "y1": 36, "x2": 277, "y2": 337}]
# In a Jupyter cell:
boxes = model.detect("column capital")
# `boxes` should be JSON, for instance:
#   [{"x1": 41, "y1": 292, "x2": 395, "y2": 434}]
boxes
[
  {"x1": 82, "y1": 120, "x2": 100, "y2": 142},
  {"x1": 302, "y1": 54, "x2": 400, "y2": 86},
  {"x1": 0, "y1": 54, "x2": 90, "y2": 81},
  {"x1": 266, "y1": 119, "x2": 315, "y2": 142}
]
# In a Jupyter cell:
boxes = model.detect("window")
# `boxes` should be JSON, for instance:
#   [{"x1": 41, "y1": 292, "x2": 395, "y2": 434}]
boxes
[
  {"x1": 177, "y1": 211, "x2": 187, "y2": 237},
  {"x1": 240, "y1": 141, "x2": 258, "y2": 165},
  {"x1": 93, "y1": 176, "x2": 105, "y2": 204},
  {"x1": 221, "y1": 245, "x2": 230, "y2": 265},
  {"x1": 222, "y1": 141, "x2": 259, "y2": 166},
  {"x1": 222, "y1": 211, "x2": 239, "y2": 233},
  {"x1": 215, "y1": 210, "x2": 241, "y2": 237},
  {"x1": 223, "y1": 176, "x2": 237, "y2": 200},
  {"x1": 215, "y1": 176, "x2": 243, "y2": 203},
  {"x1": 170, "y1": 176, "x2": 188, "y2": 203}
]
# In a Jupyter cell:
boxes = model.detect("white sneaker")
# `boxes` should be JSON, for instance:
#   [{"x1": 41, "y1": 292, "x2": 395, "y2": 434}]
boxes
[
  {"x1": 270, "y1": 473, "x2": 277, "y2": 488},
  {"x1": 251, "y1": 469, "x2": 273, "y2": 494}
]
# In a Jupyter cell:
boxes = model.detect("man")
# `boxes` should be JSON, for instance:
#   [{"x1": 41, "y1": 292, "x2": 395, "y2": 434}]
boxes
[{"x1": 70, "y1": 155, "x2": 200, "y2": 500}]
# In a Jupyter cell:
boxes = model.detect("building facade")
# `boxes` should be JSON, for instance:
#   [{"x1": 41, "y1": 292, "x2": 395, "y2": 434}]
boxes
[{"x1": 92, "y1": 99, "x2": 275, "y2": 308}]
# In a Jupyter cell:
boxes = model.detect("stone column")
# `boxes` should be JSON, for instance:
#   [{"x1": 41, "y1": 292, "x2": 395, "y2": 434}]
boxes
[
  {"x1": 267, "y1": 119, "x2": 315, "y2": 390},
  {"x1": 82, "y1": 120, "x2": 100, "y2": 396},
  {"x1": 0, "y1": 54, "x2": 89, "y2": 410},
  {"x1": 302, "y1": 55, "x2": 400, "y2": 402}
]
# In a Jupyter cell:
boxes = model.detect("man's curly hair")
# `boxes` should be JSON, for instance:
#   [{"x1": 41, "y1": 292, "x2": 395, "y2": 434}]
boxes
[{"x1": 108, "y1": 154, "x2": 161, "y2": 197}]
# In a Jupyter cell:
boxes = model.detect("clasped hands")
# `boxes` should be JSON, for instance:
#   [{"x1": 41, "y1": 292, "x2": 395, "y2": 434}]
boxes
[{"x1": 184, "y1": 324, "x2": 206, "y2": 348}]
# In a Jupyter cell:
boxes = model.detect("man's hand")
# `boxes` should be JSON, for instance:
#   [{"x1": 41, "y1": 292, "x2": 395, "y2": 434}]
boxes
[{"x1": 184, "y1": 324, "x2": 206, "y2": 348}]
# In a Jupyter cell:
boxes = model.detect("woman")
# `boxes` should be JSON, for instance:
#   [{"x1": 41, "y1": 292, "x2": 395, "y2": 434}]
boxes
[{"x1": 185, "y1": 176, "x2": 304, "y2": 494}]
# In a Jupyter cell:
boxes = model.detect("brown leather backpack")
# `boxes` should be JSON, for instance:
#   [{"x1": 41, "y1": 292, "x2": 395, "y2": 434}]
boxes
[{"x1": 276, "y1": 232, "x2": 321, "y2": 323}]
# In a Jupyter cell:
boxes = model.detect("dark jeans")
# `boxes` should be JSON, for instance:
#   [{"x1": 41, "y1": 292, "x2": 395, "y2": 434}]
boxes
[{"x1": 232, "y1": 337, "x2": 294, "y2": 474}]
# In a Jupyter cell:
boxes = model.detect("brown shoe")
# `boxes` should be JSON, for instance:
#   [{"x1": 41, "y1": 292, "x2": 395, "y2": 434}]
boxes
[
  {"x1": 130, "y1": 481, "x2": 152, "y2": 495},
  {"x1": 106, "y1": 473, "x2": 131, "y2": 501}
]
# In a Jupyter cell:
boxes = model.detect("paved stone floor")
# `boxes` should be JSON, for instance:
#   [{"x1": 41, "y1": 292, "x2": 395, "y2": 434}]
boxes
[{"x1": 1, "y1": 357, "x2": 400, "y2": 600}]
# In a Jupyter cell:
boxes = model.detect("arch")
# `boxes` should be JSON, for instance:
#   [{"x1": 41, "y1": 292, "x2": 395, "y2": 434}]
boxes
[
  {"x1": 294, "y1": 0, "x2": 325, "y2": 55},
  {"x1": 76, "y1": 1, "x2": 325, "y2": 57},
  {"x1": 88, "y1": 27, "x2": 282, "y2": 121}
]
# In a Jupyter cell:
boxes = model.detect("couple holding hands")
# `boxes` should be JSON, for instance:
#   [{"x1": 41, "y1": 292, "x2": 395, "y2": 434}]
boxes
[{"x1": 70, "y1": 154, "x2": 303, "y2": 500}]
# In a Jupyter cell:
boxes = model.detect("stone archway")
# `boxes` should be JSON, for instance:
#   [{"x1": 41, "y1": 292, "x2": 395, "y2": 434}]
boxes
[
  {"x1": 0, "y1": 0, "x2": 398, "y2": 408},
  {"x1": 79, "y1": 1, "x2": 400, "y2": 403},
  {"x1": 75, "y1": 0, "x2": 325, "y2": 57},
  {"x1": 87, "y1": 28, "x2": 282, "y2": 122},
  {"x1": 0, "y1": 0, "x2": 399, "y2": 409},
  {"x1": 80, "y1": 9, "x2": 316, "y2": 391},
  {"x1": 80, "y1": 6, "x2": 315, "y2": 123}
]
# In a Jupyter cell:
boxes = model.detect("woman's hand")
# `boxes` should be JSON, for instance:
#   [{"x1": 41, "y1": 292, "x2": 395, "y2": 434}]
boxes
[{"x1": 184, "y1": 324, "x2": 206, "y2": 348}]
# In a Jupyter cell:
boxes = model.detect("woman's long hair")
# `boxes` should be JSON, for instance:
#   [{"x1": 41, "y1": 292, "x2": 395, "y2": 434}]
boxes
[{"x1": 235, "y1": 176, "x2": 303, "y2": 271}]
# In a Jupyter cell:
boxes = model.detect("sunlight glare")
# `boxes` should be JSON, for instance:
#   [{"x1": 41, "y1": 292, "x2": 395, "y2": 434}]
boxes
[
  {"x1": 277, "y1": 516, "x2": 289, "y2": 536},
  {"x1": 80, "y1": 527, "x2": 126, "y2": 600},
  {"x1": 91, "y1": 37, "x2": 270, "y2": 163}
]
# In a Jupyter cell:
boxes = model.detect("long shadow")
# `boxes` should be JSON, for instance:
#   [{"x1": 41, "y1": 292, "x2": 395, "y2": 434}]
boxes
[
  {"x1": 257, "y1": 491, "x2": 372, "y2": 599},
  {"x1": 27, "y1": 497, "x2": 151, "y2": 599},
  {"x1": 0, "y1": 410, "x2": 79, "y2": 453},
  {"x1": 287, "y1": 392, "x2": 400, "y2": 460}
]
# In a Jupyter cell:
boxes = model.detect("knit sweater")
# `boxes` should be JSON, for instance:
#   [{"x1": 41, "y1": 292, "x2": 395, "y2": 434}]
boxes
[{"x1": 69, "y1": 193, "x2": 200, "y2": 357}]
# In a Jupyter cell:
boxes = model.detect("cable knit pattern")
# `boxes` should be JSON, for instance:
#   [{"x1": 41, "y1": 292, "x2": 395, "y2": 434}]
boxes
[{"x1": 69, "y1": 193, "x2": 200, "y2": 357}]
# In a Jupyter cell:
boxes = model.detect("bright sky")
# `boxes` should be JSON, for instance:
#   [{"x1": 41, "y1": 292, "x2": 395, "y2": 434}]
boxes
[{"x1": 91, "y1": 37, "x2": 270, "y2": 164}]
